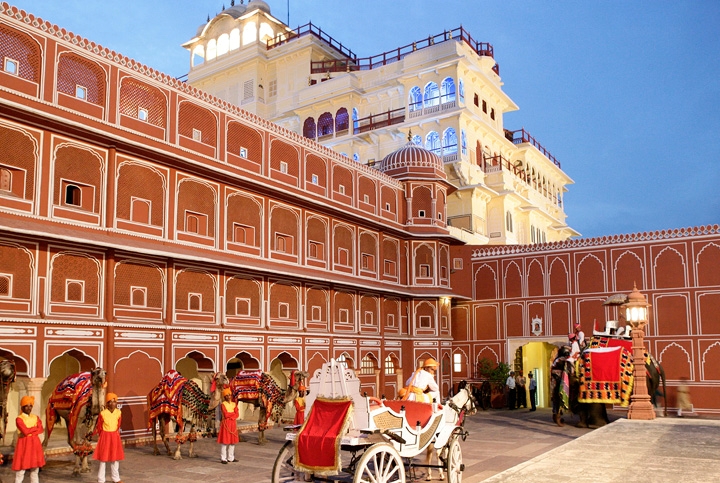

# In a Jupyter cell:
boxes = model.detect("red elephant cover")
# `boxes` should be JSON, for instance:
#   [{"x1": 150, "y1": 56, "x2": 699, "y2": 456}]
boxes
[{"x1": 577, "y1": 338, "x2": 634, "y2": 406}]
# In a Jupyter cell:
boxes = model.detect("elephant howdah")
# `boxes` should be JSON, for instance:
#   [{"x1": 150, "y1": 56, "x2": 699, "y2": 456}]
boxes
[{"x1": 551, "y1": 336, "x2": 667, "y2": 428}]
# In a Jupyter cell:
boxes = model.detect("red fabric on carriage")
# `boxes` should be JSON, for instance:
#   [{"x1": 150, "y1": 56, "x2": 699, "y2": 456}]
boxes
[
  {"x1": 294, "y1": 397, "x2": 353, "y2": 475},
  {"x1": 381, "y1": 400, "x2": 439, "y2": 428}
]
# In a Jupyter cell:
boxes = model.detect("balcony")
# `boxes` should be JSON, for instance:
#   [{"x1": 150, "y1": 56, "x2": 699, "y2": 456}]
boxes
[
  {"x1": 267, "y1": 22, "x2": 357, "y2": 61},
  {"x1": 354, "y1": 108, "x2": 405, "y2": 134},
  {"x1": 506, "y1": 128, "x2": 561, "y2": 169}
]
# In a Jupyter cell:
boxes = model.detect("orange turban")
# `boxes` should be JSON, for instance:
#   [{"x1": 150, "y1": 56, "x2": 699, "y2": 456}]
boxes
[
  {"x1": 105, "y1": 392, "x2": 118, "y2": 403},
  {"x1": 222, "y1": 388, "x2": 232, "y2": 398},
  {"x1": 20, "y1": 395, "x2": 34, "y2": 407}
]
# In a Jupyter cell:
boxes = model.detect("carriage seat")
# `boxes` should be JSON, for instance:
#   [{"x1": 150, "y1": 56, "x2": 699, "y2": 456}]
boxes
[{"x1": 381, "y1": 400, "x2": 441, "y2": 428}]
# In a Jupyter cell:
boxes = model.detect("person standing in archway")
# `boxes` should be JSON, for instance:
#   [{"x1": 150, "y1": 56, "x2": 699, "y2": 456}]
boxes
[
  {"x1": 528, "y1": 372, "x2": 537, "y2": 411},
  {"x1": 506, "y1": 371, "x2": 516, "y2": 410}
]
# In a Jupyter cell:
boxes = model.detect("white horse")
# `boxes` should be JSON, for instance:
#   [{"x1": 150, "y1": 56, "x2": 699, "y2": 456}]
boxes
[{"x1": 425, "y1": 382, "x2": 478, "y2": 481}]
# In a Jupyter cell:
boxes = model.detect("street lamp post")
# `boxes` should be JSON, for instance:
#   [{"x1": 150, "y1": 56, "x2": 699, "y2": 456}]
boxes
[{"x1": 624, "y1": 283, "x2": 656, "y2": 420}]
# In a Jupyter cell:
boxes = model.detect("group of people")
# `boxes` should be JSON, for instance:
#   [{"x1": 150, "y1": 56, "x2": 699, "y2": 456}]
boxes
[
  {"x1": 11, "y1": 393, "x2": 124, "y2": 483},
  {"x1": 505, "y1": 371, "x2": 537, "y2": 411}
]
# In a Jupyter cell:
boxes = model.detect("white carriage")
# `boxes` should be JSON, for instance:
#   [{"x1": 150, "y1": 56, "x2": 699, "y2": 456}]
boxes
[{"x1": 272, "y1": 359, "x2": 476, "y2": 483}]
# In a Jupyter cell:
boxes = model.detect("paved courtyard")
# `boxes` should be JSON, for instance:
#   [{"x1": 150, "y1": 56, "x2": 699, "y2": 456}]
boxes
[{"x1": 1, "y1": 408, "x2": 717, "y2": 482}]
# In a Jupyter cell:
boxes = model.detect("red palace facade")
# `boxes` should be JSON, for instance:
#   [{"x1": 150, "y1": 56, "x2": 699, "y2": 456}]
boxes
[{"x1": 0, "y1": 3, "x2": 718, "y2": 444}]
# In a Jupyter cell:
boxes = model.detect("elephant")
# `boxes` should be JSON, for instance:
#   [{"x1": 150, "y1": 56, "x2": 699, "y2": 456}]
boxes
[{"x1": 551, "y1": 344, "x2": 667, "y2": 428}]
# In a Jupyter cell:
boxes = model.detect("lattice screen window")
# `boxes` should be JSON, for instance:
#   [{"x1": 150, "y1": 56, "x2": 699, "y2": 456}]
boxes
[
  {"x1": 336, "y1": 353, "x2": 350, "y2": 369},
  {"x1": 243, "y1": 80, "x2": 254, "y2": 100},
  {"x1": 65, "y1": 280, "x2": 84, "y2": 303},
  {"x1": 360, "y1": 355, "x2": 375, "y2": 375},
  {"x1": 0, "y1": 168, "x2": 11, "y2": 192},
  {"x1": 268, "y1": 79, "x2": 277, "y2": 97},
  {"x1": 384, "y1": 356, "x2": 395, "y2": 375},
  {"x1": 1, "y1": 25, "x2": 41, "y2": 82},
  {"x1": 0, "y1": 274, "x2": 11, "y2": 297}
]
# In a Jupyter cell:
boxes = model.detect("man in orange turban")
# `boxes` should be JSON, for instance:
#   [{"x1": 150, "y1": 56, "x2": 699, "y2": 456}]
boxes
[
  {"x1": 13, "y1": 394, "x2": 46, "y2": 482},
  {"x1": 293, "y1": 384, "x2": 307, "y2": 426},
  {"x1": 91, "y1": 392, "x2": 124, "y2": 483},
  {"x1": 218, "y1": 388, "x2": 239, "y2": 463},
  {"x1": 404, "y1": 358, "x2": 441, "y2": 403}
]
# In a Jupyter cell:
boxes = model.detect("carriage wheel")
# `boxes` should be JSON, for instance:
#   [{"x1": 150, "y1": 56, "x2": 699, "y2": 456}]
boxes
[
  {"x1": 443, "y1": 435, "x2": 463, "y2": 483},
  {"x1": 353, "y1": 443, "x2": 405, "y2": 483},
  {"x1": 480, "y1": 381, "x2": 492, "y2": 410},
  {"x1": 272, "y1": 441, "x2": 302, "y2": 483}
]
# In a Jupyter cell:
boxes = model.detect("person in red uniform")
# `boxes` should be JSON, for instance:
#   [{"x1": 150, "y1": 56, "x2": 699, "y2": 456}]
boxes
[
  {"x1": 218, "y1": 388, "x2": 239, "y2": 464},
  {"x1": 91, "y1": 392, "x2": 124, "y2": 483},
  {"x1": 293, "y1": 384, "x2": 307, "y2": 426},
  {"x1": 12, "y1": 395, "x2": 46, "y2": 483}
]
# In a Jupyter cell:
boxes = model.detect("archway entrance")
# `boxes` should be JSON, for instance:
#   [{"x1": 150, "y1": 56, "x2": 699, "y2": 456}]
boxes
[{"x1": 511, "y1": 341, "x2": 562, "y2": 409}]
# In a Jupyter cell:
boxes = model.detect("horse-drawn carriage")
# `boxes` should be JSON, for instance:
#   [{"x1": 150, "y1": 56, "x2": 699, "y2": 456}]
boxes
[{"x1": 272, "y1": 359, "x2": 477, "y2": 483}]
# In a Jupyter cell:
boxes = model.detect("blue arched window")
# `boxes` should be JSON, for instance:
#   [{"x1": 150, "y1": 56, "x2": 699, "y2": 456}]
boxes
[
  {"x1": 335, "y1": 107, "x2": 349, "y2": 133},
  {"x1": 461, "y1": 129, "x2": 467, "y2": 155},
  {"x1": 318, "y1": 112, "x2": 333, "y2": 137},
  {"x1": 409, "y1": 86, "x2": 422, "y2": 112},
  {"x1": 440, "y1": 77, "x2": 456, "y2": 104},
  {"x1": 442, "y1": 128, "x2": 457, "y2": 155},
  {"x1": 411, "y1": 134, "x2": 422, "y2": 146},
  {"x1": 424, "y1": 82, "x2": 439, "y2": 107},
  {"x1": 425, "y1": 131, "x2": 440, "y2": 155},
  {"x1": 458, "y1": 78, "x2": 465, "y2": 102},
  {"x1": 303, "y1": 117, "x2": 316, "y2": 139},
  {"x1": 352, "y1": 108, "x2": 359, "y2": 133}
]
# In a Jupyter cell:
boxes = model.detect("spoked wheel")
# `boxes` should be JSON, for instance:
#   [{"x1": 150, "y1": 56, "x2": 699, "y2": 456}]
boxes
[
  {"x1": 443, "y1": 435, "x2": 464, "y2": 483},
  {"x1": 480, "y1": 381, "x2": 492, "y2": 410},
  {"x1": 272, "y1": 441, "x2": 305, "y2": 483},
  {"x1": 353, "y1": 443, "x2": 405, "y2": 483}
]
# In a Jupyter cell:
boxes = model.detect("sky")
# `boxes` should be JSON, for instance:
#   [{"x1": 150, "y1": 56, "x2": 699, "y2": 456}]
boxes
[{"x1": 8, "y1": 0, "x2": 720, "y2": 239}]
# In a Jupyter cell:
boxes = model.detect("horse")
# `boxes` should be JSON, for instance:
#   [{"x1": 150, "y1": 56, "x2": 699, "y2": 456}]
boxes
[
  {"x1": 44, "y1": 367, "x2": 106, "y2": 476},
  {"x1": 0, "y1": 359, "x2": 16, "y2": 444},
  {"x1": 147, "y1": 371, "x2": 228, "y2": 459},
  {"x1": 229, "y1": 370, "x2": 307, "y2": 444},
  {"x1": 425, "y1": 381, "x2": 478, "y2": 481}
]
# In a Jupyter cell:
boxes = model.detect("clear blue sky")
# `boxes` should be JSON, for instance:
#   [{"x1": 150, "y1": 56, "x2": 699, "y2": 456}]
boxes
[{"x1": 10, "y1": 0, "x2": 720, "y2": 239}]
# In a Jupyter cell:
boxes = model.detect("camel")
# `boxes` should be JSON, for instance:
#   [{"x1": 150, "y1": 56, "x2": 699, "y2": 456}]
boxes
[
  {"x1": 229, "y1": 370, "x2": 307, "y2": 444},
  {"x1": 0, "y1": 359, "x2": 16, "y2": 444},
  {"x1": 148, "y1": 371, "x2": 228, "y2": 459},
  {"x1": 44, "y1": 367, "x2": 106, "y2": 476}
]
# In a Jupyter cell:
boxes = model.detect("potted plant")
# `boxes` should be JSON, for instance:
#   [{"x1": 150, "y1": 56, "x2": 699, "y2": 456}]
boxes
[{"x1": 490, "y1": 362, "x2": 511, "y2": 409}]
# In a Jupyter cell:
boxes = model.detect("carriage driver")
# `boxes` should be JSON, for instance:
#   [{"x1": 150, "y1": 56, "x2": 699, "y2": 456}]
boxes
[{"x1": 404, "y1": 358, "x2": 441, "y2": 403}]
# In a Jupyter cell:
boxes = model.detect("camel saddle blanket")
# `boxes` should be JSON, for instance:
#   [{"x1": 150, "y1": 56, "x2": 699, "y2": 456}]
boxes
[
  {"x1": 294, "y1": 397, "x2": 354, "y2": 476},
  {"x1": 46, "y1": 372, "x2": 93, "y2": 441},
  {"x1": 147, "y1": 370, "x2": 187, "y2": 427},
  {"x1": 231, "y1": 371, "x2": 282, "y2": 403},
  {"x1": 577, "y1": 346, "x2": 633, "y2": 406}
]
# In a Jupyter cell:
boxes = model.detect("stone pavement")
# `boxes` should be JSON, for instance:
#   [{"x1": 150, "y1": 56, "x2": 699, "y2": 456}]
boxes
[{"x1": 1, "y1": 408, "x2": 717, "y2": 482}]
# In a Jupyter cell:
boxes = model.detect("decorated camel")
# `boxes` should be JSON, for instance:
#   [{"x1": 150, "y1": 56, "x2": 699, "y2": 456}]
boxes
[
  {"x1": 0, "y1": 359, "x2": 17, "y2": 444},
  {"x1": 147, "y1": 370, "x2": 228, "y2": 459},
  {"x1": 230, "y1": 369, "x2": 307, "y2": 444},
  {"x1": 44, "y1": 367, "x2": 107, "y2": 476}
]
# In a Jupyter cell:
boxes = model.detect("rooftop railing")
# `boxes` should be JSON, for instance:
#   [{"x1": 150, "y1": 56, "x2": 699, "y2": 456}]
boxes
[
  {"x1": 507, "y1": 128, "x2": 561, "y2": 168},
  {"x1": 279, "y1": 25, "x2": 497, "y2": 75},
  {"x1": 267, "y1": 22, "x2": 357, "y2": 60}
]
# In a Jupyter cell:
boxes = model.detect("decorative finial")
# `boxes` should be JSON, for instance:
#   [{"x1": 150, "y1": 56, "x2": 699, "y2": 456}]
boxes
[
  {"x1": 231, "y1": 0, "x2": 235, "y2": 5},
  {"x1": 207, "y1": 14, "x2": 210, "y2": 22},
  {"x1": 222, "y1": 4, "x2": 226, "y2": 10},
  {"x1": 407, "y1": 129, "x2": 412, "y2": 142}
]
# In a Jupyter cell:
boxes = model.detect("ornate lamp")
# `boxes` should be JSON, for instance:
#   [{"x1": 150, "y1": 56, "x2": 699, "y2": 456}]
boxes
[{"x1": 624, "y1": 283, "x2": 656, "y2": 420}]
